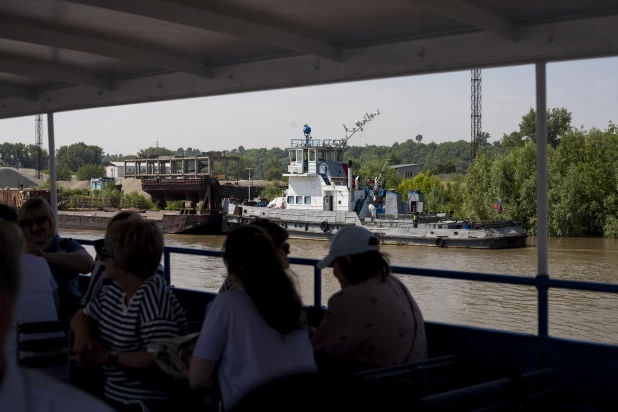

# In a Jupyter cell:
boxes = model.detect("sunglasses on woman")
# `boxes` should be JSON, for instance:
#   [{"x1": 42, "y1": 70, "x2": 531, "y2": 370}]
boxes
[{"x1": 19, "y1": 215, "x2": 49, "y2": 228}]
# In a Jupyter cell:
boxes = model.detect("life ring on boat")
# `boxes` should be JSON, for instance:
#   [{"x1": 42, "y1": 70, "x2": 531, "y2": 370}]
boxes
[
  {"x1": 320, "y1": 221, "x2": 329, "y2": 232},
  {"x1": 436, "y1": 238, "x2": 445, "y2": 247}
]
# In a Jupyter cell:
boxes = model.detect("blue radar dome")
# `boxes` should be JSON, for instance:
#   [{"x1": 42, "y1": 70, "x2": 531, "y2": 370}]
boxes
[{"x1": 303, "y1": 125, "x2": 311, "y2": 135}]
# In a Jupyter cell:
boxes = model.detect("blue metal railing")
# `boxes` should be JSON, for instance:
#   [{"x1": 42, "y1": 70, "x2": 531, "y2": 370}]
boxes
[{"x1": 77, "y1": 239, "x2": 618, "y2": 339}]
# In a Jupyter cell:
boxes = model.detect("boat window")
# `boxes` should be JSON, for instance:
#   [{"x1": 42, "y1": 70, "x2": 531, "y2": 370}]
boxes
[
  {"x1": 304, "y1": 196, "x2": 311, "y2": 204},
  {"x1": 296, "y1": 196, "x2": 303, "y2": 204},
  {"x1": 303, "y1": 150, "x2": 308, "y2": 161},
  {"x1": 318, "y1": 150, "x2": 325, "y2": 161},
  {"x1": 297, "y1": 150, "x2": 304, "y2": 162},
  {"x1": 309, "y1": 150, "x2": 316, "y2": 162},
  {"x1": 287, "y1": 196, "x2": 294, "y2": 204},
  {"x1": 336, "y1": 150, "x2": 342, "y2": 162},
  {"x1": 289, "y1": 151, "x2": 296, "y2": 162}
]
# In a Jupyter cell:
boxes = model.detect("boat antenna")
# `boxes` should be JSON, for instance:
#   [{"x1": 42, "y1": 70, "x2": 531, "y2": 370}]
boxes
[{"x1": 338, "y1": 109, "x2": 380, "y2": 149}]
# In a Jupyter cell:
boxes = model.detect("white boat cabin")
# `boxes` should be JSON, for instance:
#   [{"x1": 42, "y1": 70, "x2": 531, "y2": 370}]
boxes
[{"x1": 283, "y1": 138, "x2": 366, "y2": 213}]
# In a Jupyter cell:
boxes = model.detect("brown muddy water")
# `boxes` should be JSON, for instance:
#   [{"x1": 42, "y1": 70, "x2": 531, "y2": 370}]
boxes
[{"x1": 62, "y1": 230, "x2": 618, "y2": 346}]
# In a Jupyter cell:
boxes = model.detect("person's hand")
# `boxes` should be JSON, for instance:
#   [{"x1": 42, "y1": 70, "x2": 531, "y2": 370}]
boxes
[
  {"x1": 27, "y1": 242, "x2": 42, "y2": 257},
  {"x1": 81, "y1": 339, "x2": 111, "y2": 367},
  {"x1": 71, "y1": 332, "x2": 93, "y2": 368}
]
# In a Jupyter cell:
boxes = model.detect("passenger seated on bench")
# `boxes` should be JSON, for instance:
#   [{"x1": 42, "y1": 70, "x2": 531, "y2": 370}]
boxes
[
  {"x1": 0, "y1": 221, "x2": 114, "y2": 411},
  {"x1": 218, "y1": 219, "x2": 293, "y2": 293},
  {"x1": 71, "y1": 218, "x2": 188, "y2": 411},
  {"x1": 18, "y1": 197, "x2": 93, "y2": 319},
  {"x1": 0, "y1": 207, "x2": 62, "y2": 362},
  {"x1": 311, "y1": 226, "x2": 428, "y2": 373},
  {"x1": 189, "y1": 225, "x2": 317, "y2": 411},
  {"x1": 81, "y1": 211, "x2": 164, "y2": 307}
]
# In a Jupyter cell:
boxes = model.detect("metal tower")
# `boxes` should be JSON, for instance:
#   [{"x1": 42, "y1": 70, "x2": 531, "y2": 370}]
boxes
[
  {"x1": 471, "y1": 69, "x2": 482, "y2": 159},
  {"x1": 35, "y1": 114, "x2": 43, "y2": 179}
]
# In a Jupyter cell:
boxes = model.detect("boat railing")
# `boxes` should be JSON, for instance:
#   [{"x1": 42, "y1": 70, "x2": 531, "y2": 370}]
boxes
[{"x1": 74, "y1": 239, "x2": 618, "y2": 339}]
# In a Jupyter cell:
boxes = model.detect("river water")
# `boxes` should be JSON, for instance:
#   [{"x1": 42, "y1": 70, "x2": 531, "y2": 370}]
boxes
[{"x1": 62, "y1": 229, "x2": 618, "y2": 346}]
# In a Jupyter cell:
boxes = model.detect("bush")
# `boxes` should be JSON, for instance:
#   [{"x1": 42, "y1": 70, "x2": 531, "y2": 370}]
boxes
[
  {"x1": 120, "y1": 192, "x2": 157, "y2": 210},
  {"x1": 76, "y1": 164, "x2": 106, "y2": 181},
  {"x1": 165, "y1": 200, "x2": 182, "y2": 211}
]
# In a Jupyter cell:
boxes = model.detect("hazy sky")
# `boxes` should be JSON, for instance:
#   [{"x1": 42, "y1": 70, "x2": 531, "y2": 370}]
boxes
[{"x1": 0, "y1": 56, "x2": 617, "y2": 155}]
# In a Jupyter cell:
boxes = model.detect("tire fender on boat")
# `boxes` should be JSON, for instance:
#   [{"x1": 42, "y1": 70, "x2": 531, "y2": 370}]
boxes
[
  {"x1": 320, "y1": 221, "x2": 329, "y2": 232},
  {"x1": 436, "y1": 238, "x2": 444, "y2": 247}
]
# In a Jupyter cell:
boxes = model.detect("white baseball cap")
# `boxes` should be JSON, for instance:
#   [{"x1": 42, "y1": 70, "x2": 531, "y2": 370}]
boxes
[{"x1": 316, "y1": 226, "x2": 380, "y2": 269}]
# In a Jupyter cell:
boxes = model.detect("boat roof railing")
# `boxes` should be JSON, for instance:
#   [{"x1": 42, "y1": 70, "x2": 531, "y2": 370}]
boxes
[
  {"x1": 288, "y1": 139, "x2": 346, "y2": 149},
  {"x1": 74, "y1": 238, "x2": 618, "y2": 343}
]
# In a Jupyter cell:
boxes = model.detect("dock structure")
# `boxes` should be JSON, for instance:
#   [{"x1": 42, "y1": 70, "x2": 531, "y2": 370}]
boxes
[{"x1": 123, "y1": 154, "x2": 238, "y2": 181}]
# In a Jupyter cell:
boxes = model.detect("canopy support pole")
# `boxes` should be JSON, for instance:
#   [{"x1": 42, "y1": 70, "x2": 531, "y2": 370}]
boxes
[
  {"x1": 535, "y1": 62, "x2": 549, "y2": 338},
  {"x1": 47, "y1": 112, "x2": 58, "y2": 234}
]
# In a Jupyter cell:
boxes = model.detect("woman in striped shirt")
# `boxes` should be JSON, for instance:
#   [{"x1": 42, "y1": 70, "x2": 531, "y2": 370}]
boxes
[{"x1": 71, "y1": 218, "x2": 188, "y2": 411}]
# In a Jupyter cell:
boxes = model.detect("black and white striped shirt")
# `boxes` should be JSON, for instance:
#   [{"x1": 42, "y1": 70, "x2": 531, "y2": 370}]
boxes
[{"x1": 83, "y1": 275, "x2": 188, "y2": 403}]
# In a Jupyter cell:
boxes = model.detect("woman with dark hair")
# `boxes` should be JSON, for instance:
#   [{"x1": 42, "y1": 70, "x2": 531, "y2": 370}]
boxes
[
  {"x1": 189, "y1": 224, "x2": 316, "y2": 411},
  {"x1": 218, "y1": 219, "x2": 291, "y2": 293},
  {"x1": 311, "y1": 226, "x2": 428, "y2": 373}
]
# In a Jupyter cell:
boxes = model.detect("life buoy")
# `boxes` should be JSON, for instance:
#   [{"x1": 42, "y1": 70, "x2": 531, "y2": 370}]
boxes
[
  {"x1": 320, "y1": 221, "x2": 329, "y2": 232},
  {"x1": 436, "y1": 238, "x2": 444, "y2": 247}
]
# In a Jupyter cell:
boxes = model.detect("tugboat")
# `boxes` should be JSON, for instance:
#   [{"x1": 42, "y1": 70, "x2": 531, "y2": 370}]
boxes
[{"x1": 225, "y1": 111, "x2": 527, "y2": 249}]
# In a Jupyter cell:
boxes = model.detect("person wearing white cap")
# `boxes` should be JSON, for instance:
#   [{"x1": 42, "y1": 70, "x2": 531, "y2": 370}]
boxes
[{"x1": 311, "y1": 226, "x2": 428, "y2": 372}]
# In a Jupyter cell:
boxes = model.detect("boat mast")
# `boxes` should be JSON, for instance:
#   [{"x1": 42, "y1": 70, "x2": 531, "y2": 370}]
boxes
[{"x1": 337, "y1": 109, "x2": 381, "y2": 148}]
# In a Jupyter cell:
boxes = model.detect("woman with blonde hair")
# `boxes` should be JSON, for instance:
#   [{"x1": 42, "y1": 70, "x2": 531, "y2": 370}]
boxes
[
  {"x1": 18, "y1": 197, "x2": 93, "y2": 319},
  {"x1": 81, "y1": 211, "x2": 165, "y2": 307},
  {"x1": 71, "y1": 218, "x2": 188, "y2": 411}
]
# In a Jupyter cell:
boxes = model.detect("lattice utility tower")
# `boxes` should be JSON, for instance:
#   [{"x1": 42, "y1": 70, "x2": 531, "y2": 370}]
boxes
[
  {"x1": 471, "y1": 69, "x2": 482, "y2": 160},
  {"x1": 35, "y1": 115, "x2": 43, "y2": 179}
]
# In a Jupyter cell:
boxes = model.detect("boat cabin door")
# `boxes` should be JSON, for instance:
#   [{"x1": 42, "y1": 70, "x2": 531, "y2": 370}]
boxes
[
  {"x1": 410, "y1": 201, "x2": 417, "y2": 214},
  {"x1": 323, "y1": 194, "x2": 333, "y2": 211}
]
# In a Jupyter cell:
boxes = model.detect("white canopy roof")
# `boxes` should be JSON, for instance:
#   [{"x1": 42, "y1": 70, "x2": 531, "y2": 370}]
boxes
[{"x1": 0, "y1": 0, "x2": 616, "y2": 118}]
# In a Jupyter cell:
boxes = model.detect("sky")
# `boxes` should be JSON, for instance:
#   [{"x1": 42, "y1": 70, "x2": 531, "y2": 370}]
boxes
[{"x1": 0, "y1": 56, "x2": 617, "y2": 155}]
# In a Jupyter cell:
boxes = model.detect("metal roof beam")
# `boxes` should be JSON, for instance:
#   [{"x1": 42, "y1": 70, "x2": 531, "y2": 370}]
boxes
[
  {"x1": 65, "y1": 0, "x2": 341, "y2": 62},
  {"x1": 0, "y1": 54, "x2": 113, "y2": 90},
  {"x1": 0, "y1": 13, "x2": 616, "y2": 118},
  {"x1": 0, "y1": 17, "x2": 212, "y2": 79},
  {"x1": 406, "y1": 0, "x2": 519, "y2": 41},
  {"x1": 0, "y1": 84, "x2": 36, "y2": 101}
]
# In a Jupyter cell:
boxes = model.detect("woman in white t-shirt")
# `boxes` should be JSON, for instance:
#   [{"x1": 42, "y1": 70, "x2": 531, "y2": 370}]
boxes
[
  {"x1": 0, "y1": 210, "x2": 61, "y2": 361},
  {"x1": 189, "y1": 225, "x2": 317, "y2": 411}
]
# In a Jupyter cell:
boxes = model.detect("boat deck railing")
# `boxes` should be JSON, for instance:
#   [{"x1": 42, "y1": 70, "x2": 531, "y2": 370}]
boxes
[{"x1": 75, "y1": 239, "x2": 618, "y2": 340}]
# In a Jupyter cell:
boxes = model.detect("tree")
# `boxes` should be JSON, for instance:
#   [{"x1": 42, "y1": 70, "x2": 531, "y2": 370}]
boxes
[
  {"x1": 56, "y1": 142, "x2": 104, "y2": 172},
  {"x1": 260, "y1": 181, "x2": 284, "y2": 201},
  {"x1": 237, "y1": 145, "x2": 246, "y2": 155},
  {"x1": 415, "y1": 134, "x2": 423, "y2": 143},
  {"x1": 263, "y1": 158, "x2": 284, "y2": 181},
  {"x1": 359, "y1": 159, "x2": 401, "y2": 190},
  {"x1": 433, "y1": 160, "x2": 457, "y2": 174},
  {"x1": 55, "y1": 164, "x2": 73, "y2": 181},
  {"x1": 136, "y1": 146, "x2": 175, "y2": 158},
  {"x1": 477, "y1": 132, "x2": 491, "y2": 146},
  {"x1": 176, "y1": 147, "x2": 184, "y2": 155},
  {"x1": 504, "y1": 107, "x2": 573, "y2": 148},
  {"x1": 76, "y1": 164, "x2": 106, "y2": 180},
  {"x1": 0, "y1": 143, "x2": 49, "y2": 168}
]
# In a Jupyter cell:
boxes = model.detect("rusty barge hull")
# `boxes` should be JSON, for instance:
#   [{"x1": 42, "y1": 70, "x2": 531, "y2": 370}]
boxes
[{"x1": 58, "y1": 212, "x2": 222, "y2": 235}]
